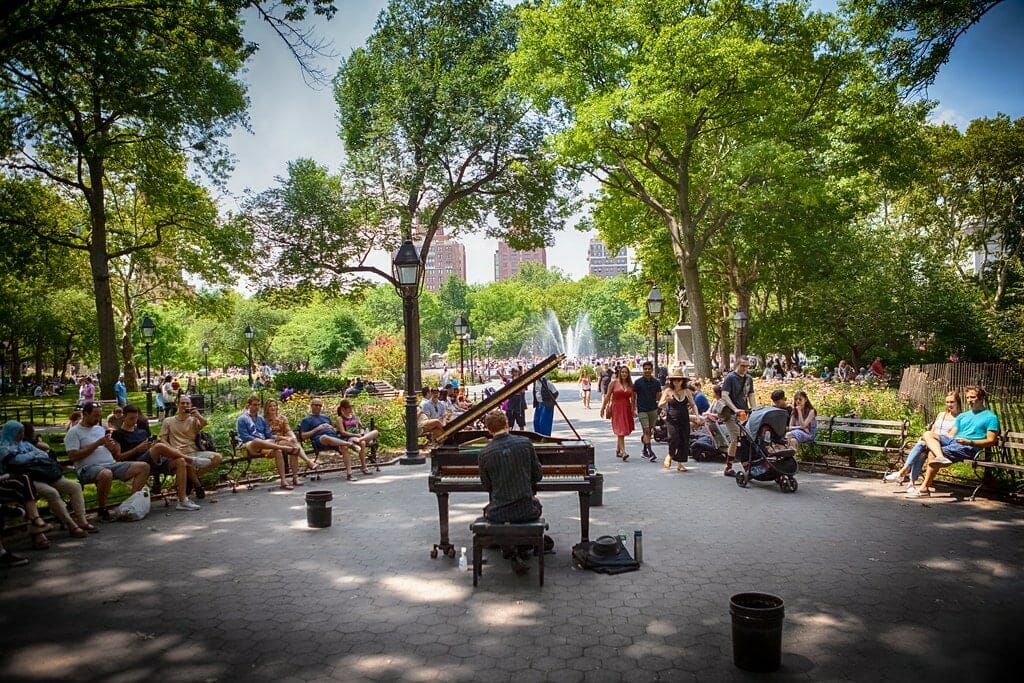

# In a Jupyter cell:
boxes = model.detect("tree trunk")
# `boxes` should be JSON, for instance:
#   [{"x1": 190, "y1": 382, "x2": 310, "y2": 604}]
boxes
[
  {"x1": 119, "y1": 302, "x2": 140, "y2": 392},
  {"x1": 86, "y1": 157, "x2": 120, "y2": 400}
]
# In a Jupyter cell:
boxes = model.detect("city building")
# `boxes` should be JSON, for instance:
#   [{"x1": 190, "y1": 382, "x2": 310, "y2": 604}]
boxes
[
  {"x1": 494, "y1": 241, "x2": 547, "y2": 281},
  {"x1": 587, "y1": 239, "x2": 628, "y2": 278},
  {"x1": 422, "y1": 229, "x2": 466, "y2": 292}
]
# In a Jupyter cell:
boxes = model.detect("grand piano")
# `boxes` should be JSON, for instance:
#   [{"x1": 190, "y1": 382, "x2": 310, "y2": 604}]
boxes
[{"x1": 427, "y1": 353, "x2": 597, "y2": 558}]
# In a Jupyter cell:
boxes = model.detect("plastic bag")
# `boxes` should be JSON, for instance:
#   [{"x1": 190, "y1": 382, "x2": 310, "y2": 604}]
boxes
[{"x1": 116, "y1": 486, "x2": 151, "y2": 521}]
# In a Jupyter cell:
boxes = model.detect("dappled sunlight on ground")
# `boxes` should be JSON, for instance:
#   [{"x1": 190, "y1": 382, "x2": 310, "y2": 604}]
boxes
[
  {"x1": 379, "y1": 574, "x2": 471, "y2": 602},
  {"x1": 472, "y1": 598, "x2": 544, "y2": 628}
]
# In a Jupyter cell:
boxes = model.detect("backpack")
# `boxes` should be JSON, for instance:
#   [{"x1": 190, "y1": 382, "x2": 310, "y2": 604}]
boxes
[{"x1": 194, "y1": 431, "x2": 215, "y2": 452}]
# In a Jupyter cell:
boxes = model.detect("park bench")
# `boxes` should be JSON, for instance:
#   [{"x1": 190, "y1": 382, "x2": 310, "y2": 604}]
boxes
[
  {"x1": 967, "y1": 430, "x2": 1024, "y2": 501},
  {"x1": 809, "y1": 415, "x2": 909, "y2": 469}
]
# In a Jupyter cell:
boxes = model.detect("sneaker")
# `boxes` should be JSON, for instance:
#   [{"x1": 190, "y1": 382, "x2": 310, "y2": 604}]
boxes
[
  {"x1": 905, "y1": 486, "x2": 930, "y2": 498},
  {"x1": 0, "y1": 550, "x2": 29, "y2": 567},
  {"x1": 930, "y1": 455, "x2": 952, "y2": 466},
  {"x1": 176, "y1": 498, "x2": 201, "y2": 511},
  {"x1": 883, "y1": 472, "x2": 903, "y2": 482},
  {"x1": 724, "y1": 469, "x2": 736, "y2": 477},
  {"x1": 192, "y1": 482, "x2": 206, "y2": 500},
  {"x1": 98, "y1": 508, "x2": 112, "y2": 522}
]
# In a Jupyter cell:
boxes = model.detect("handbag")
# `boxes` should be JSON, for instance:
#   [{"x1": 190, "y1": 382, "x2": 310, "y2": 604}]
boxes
[
  {"x1": 3, "y1": 454, "x2": 63, "y2": 484},
  {"x1": 194, "y1": 431, "x2": 215, "y2": 452},
  {"x1": 116, "y1": 486, "x2": 151, "y2": 521}
]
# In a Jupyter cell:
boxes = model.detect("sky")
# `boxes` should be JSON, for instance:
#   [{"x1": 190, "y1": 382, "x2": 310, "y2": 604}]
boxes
[{"x1": 221, "y1": 0, "x2": 1024, "y2": 285}]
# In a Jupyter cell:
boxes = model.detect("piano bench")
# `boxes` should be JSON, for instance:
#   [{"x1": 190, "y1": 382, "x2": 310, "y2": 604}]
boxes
[{"x1": 470, "y1": 517, "x2": 547, "y2": 587}]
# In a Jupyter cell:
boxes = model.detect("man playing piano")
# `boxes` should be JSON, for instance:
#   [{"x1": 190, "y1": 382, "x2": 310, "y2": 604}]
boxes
[{"x1": 479, "y1": 410, "x2": 543, "y2": 576}]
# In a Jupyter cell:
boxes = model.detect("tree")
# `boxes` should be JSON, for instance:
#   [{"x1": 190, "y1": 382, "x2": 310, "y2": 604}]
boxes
[
  {"x1": 511, "y1": 0, "x2": 916, "y2": 376},
  {"x1": 0, "y1": 5, "x2": 250, "y2": 398},
  {"x1": 841, "y1": 0, "x2": 1003, "y2": 91}
]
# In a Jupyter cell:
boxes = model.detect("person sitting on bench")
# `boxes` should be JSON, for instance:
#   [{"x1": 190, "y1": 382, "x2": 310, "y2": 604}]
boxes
[
  {"x1": 237, "y1": 395, "x2": 296, "y2": 490},
  {"x1": 909, "y1": 386, "x2": 999, "y2": 498},
  {"x1": 299, "y1": 398, "x2": 360, "y2": 481},
  {"x1": 478, "y1": 410, "x2": 543, "y2": 576}
]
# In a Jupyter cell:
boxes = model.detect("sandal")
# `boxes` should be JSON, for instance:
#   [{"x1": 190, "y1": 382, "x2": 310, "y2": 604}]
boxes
[
  {"x1": 69, "y1": 526, "x2": 89, "y2": 539},
  {"x1": 677, "y1": 464, "x2": 689, "y2": 472},
  {"x1": 360, "y1": 467, "x2": 371, "y2": 475},
  {"x1": 31, "y1": 532, "x2": 51, "y2": 550},
  {"x1": 29, "y1": 516, "x2": 50, "y2": 531},
  {"x1": 76, "y1": 521, "x2": 99, "y2": 533},
  {"x1": 279, "y1": 484, "x2": 295, "y2": 491}
]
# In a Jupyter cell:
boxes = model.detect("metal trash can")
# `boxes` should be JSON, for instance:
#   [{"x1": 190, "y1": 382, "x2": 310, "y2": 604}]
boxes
[
  {"x1": 730, "y1": 592, "x2": 784, "y2": 672},
  {"x1": 189, "y1": 394, "x2": 205, "y2": 412},
  {"x1": 305, "y1": 490, "x2": 333, "y2": 529},
  {"x1": 592, "y1": 473, "x2": 604, "y2": 507}
]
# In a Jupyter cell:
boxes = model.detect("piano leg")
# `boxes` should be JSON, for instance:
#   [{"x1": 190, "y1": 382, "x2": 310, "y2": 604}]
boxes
[
  {"x1": 577, "y1": 491, "x2": 591, "y2": 543},
  {"x1": 432, "y1": 492, "x2": 456, "y2": 559}
]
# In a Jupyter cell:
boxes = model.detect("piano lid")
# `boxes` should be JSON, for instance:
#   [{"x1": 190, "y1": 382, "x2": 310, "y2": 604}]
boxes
[{"x1": 434, "y1": 353, "x2": 565, "y2": 444}]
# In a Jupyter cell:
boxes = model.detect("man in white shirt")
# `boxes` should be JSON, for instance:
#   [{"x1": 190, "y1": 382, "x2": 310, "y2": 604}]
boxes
[{"x1": 65, "y1": 401, "x2": 150, "y2": 521}]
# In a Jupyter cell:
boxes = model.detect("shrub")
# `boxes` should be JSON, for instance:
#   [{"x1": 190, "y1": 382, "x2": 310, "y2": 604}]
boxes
[{"x1": 272, "y1": 371, "x2": 348, "y2": 394}]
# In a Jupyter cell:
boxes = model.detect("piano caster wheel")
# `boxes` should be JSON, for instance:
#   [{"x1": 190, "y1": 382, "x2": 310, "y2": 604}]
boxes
[
  {"x1": 446, "y1": 547, "x2": 457, "y2": 559},
  {"x1": 430, "y1": 548, "x2": 439, "y2": 559}
]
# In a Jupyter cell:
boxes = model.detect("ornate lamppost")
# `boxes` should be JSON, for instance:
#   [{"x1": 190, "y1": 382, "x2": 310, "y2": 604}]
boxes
[
  {"x1": 141, "y1": 314, "x2": 155, "y2": 415},
  {"x1": 394, "y1": 239, "x2": 426, "y2": 465},
  {"x1": 733, "y1": 310, "x2": 749, "y2": 361},
  {"x1": 244, "y1": 325, "x2": 254, "y2": 388},
  {"x1": 453, "y1": 315, "x2": 469, "y2": 383},
  {"x1": 485, "y1": 335, "x2": 493, "y2": 379},
  {"x1": 646, "y1": 285, "x2": 664, "y2": 375}
]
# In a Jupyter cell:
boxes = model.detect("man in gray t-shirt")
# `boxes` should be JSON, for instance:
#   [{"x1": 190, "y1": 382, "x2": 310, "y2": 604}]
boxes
[
  {"x1": 65, "y1": 402, "x2": 150, "y2": 519},
  {"x1": 721, "y1": 359, "x2": 755, "y2": 476}
]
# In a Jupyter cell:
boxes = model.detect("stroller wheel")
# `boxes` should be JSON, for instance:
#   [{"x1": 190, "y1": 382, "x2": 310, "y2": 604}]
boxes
[{"x1": 735, "y1": 471, "x2": 748, "y2": 488}]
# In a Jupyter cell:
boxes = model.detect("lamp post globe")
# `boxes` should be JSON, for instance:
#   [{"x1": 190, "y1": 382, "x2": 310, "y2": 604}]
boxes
[{"x1": 393, "y1": 239, "x2": 426, "y2": 465}]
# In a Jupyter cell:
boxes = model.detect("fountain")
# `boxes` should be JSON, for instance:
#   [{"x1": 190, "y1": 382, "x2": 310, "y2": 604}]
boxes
[{"x1": 520, "y1": 310, "x2": 595, "y2": 361}]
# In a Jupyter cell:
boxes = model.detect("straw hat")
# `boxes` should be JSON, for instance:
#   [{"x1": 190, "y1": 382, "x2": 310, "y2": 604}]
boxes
[{"x1": 666, "y1": 368, "x2": 686, "y2": 381}]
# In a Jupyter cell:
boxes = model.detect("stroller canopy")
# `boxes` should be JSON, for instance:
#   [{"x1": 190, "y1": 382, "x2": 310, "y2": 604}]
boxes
[{"x1": 747, "y1": 407, "x2": 789, "y2": 441}]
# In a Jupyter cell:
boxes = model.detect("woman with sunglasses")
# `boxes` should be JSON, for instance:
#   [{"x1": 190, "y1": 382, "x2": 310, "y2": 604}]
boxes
[{"x1": 885, "y1": 390, "x2": 961, "y2": 487}]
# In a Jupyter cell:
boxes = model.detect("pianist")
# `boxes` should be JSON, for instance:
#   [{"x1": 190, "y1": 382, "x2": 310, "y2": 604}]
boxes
[{"x1": 479, "y1": 410, "x2": 543, "y2": 575}]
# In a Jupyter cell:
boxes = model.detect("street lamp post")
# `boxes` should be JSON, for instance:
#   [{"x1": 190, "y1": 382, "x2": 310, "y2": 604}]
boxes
[
  {"x1": 202, "y1": 341, "x2": 210, "y2": 379},
  {"x1": 141, "y1": 314, "x2": 155, "y2": 416},
  {"x1": 244, "y1": 325, "x2": 255, "y2": 388},
  {"x1": 467, "y1": 335, "x2": 475, "y2": 384},
  {"x1": 485, "y1": 336, "x2": 493, "y2": 379},
  {"x1": 646, "y1": 285, "x2": 664, "y2": 376},
  {"x1": 454, "y1": 315, "x2": 469, "y2": 383},
  {"x1": 733, "y1": 310, "x2": 749, "y2": 362},
  {"x1": 394, "y1": 239, "x2": 426, "y2": 465}
]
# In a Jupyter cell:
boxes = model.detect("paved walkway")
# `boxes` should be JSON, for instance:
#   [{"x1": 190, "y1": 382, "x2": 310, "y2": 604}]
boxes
[{"x1": 1, "y1": 384, "x2": 1020, "y2": 681}]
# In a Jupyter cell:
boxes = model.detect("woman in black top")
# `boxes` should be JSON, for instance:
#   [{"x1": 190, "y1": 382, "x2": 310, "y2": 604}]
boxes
[{"x1": 658, "y1": 369, "x2": 698, "y2": 472}]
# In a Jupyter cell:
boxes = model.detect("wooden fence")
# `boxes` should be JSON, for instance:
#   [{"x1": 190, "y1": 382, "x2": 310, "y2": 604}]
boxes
[{"x1": 899, "y1": 362, "x2": 1024, "y2": 431}]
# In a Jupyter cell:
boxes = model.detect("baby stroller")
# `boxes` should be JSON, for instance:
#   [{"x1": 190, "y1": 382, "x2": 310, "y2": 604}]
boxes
[{"x1": 734, "y1": 407, "x2": 799, "y2": 493}]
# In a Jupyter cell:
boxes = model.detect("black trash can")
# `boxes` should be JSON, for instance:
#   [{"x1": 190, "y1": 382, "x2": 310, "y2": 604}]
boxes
[
  {"x1": 591, "y1": 473, "x2": 604, "y2": 507},
  {"x1": 305, "y1": 490, "x2": 333, "y2": 529},
  {"x1": 730, "y1": 592, "x2": 784, "y2": 672},
  {"x1": 189, "y1": 394, "x2": 205, "y2": 412}
]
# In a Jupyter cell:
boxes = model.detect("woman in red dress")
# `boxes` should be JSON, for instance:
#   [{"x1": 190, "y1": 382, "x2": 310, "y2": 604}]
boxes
[{"x1": 599, "y1": 366, "x2": 637, "y2": 460}]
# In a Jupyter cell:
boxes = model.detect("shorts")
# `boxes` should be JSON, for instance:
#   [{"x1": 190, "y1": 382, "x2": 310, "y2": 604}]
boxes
[
  {"x1": 723, "y1": 417, "x2": 741, "y2": 443},
  {"x1": 187, "y1": 451, "x2": 219, "y2": 469},
  {"x1": 134, "y1": 452, "x2": 173, "y2": 474},
  {"x1": 77, "y1": 461, "x2": 136, "y2": 484},
  {"x1": 788, "y1": 429, "x2": 815, "y2": 444},
  {"x1": 638, "y1": 410, "x2": 659, "y2": 429}
]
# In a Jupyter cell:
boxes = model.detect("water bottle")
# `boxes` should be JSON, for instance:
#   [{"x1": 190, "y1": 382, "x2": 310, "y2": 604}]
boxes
[
  {"x1": 634, "y1": 530, "x2": 643, "y2": 564},
  {"x1": 617, "y1": 527, "x2": 627, "y2": 544},
  {"x1": 458, "y1": 547, "x2": 468, "y2": 571}
]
